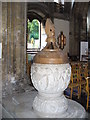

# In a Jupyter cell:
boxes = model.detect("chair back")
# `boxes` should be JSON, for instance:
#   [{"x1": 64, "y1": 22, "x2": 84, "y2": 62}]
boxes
[
  {"x1": 79, "y1": 62, "x2": 88, "y2": 81},
  {"x1": 70, "y1": 63, "x2": 79, "y2": 83}
]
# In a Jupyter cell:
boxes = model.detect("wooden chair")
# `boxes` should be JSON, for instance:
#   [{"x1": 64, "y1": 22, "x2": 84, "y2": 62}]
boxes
[
  {"x1": 68, "y1": 62, "x2": 80, "y2": 99},
  {"x1": 78, "y1": 62, "x2": 90, "y2": 110},
  {"x1": 85, "y1": 66, "x2": 90, "y2": 110},
  {"x1": 79, "y1": 62, "x2": 88, "y2": 97},
  {"x1": 67, "y1": 62, "x2": 88, "y2": 99},
  {"x1": 65, "y1": 62, "x2": 90, "y2": 110},
  {"x1": 85, "y1": 77, "x2": 90, "y2": 110}
]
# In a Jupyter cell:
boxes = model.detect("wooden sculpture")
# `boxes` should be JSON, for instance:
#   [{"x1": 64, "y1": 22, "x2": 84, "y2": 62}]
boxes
[
  {"x1": 33, "y1": 18, "x2": 68, "y2": 64},
  {"x1": 45, "y1": 18, "x2": 55, "y2": 43}
]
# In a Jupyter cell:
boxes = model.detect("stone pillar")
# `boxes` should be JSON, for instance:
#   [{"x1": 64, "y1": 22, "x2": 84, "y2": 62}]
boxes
[
  {"x1": 80, "y1": 16, "x2": 87, "y2": 41},
  {"x1": 69, "y1": 13, "x2": 79, "y2": 56},
  {"x1": 2, "y1": 3, "x2": 26, "y2": 94},
  {"x1": 0, "y1": 1, "x2": 2, "y2": 119},
  {"x1": 69, "y1": 3, "x2": 89, "y2": 57},
  {"x1": 7, "y1": 3, "x2": 12, "y2": 74},
  {"x1": 13, "y1": 3, "x2": 26, "y2": 80},
  {"x1": 14, "y1": 3, "x2": 22, "y2": 78},
  {"x1": 2, "y1": 3, "x2": 8, "y2": 81}
]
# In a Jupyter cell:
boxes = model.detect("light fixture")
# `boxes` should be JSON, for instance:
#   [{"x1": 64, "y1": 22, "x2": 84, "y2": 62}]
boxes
[{"x1": 57, "y1": 31, "x2": 66, "y2": 50}]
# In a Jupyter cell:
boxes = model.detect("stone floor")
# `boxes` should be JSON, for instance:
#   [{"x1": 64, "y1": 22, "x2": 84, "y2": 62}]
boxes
[
  {"x1": 75, "y1": 94, "x2": 90, "y2": 119},
  {"x1": 1, "y1": 85, "x2": 89, "y2": 118},
  {"x1": 65, "y1": 90, "x2": 90, "y2": 117}
]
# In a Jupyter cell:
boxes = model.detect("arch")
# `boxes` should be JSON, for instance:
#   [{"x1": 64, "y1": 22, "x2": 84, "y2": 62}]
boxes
[{"x1": 27, "y1": 3, "x2": 49, "y2": 17}]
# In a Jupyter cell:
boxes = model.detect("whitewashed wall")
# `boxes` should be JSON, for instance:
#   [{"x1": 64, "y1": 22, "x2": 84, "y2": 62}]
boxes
[{"x1": 54, "y1": 19, "x2": 69, "y2": 54}]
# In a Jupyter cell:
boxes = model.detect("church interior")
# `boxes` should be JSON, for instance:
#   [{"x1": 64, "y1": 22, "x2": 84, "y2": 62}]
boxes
[{"x1": 0, "y1": 1, "x2": 90, "y2": 118}]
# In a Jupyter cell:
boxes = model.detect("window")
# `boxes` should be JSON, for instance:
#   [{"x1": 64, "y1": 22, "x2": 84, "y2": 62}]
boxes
[{"x1": 27, "y1": 19, "x2": 41, "y2": 50}]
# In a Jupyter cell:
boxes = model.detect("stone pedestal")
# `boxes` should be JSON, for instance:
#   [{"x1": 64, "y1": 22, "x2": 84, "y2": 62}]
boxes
[
  {"x1": 2, "y1": 90, "x2": 86, "y2": 118},
  {"x1": 31, "y1": 63, "x2": 71, "y2": 118}
]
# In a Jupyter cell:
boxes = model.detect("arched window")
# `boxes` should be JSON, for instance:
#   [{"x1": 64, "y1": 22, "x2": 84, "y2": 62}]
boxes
[{"x1": 27, "y1": 19, "x2": 40, "y2": 50}]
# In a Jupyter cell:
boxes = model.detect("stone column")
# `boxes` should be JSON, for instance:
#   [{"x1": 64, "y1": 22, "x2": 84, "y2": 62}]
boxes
[
  {"x1": 2, "y1": 2, "x2": 26, "y2": 94},
  {"x1": 0, "y1": 1, "x2": 2, "y2": 119},
  {"x1": 80, "y1": 16, "x2": 87, "y2": 41},
  {"x1": 69, "y1": 13, "x2": 79, "y2": 56},
  {"x1": 2, "y1": 3, "x2": 8, "y2": 82},
  {"x1": 14, "y1": 3, "x2": 22, "y2": 78},
  {"x1": 7, "y1": 3, "x2": 12, "y2": 74},
  {"x1": 13, "y1": 3, "x2": 26, "y2": 80},
  {"x1": 69, "y1": 3, "x2": 89, "y2": 57}
]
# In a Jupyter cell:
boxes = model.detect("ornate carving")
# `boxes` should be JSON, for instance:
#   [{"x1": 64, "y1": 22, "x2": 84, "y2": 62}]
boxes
[
  {"x1": 31, "y1": 63, "x2": 71, "y2": 93},
  {"x1": 31, "y1": 63, "x2": 71, "y2": 117},
  {"x1": 33, "y1": 94, "x2": 68, "y2": 117},
  {"x1": 45, "y1": 18, "x2": 55, "y2": 42}
]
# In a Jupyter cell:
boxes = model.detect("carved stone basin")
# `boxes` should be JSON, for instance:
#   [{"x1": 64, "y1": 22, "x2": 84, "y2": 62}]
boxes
[{"x1": 31, "y1": 63, "x2": 71, "y2": 117}]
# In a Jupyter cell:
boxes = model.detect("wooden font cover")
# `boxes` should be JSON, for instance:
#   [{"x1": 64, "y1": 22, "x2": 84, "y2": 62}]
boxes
[{"x1": 33, "y1": 18, "x2": 68, "y2": 64}]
